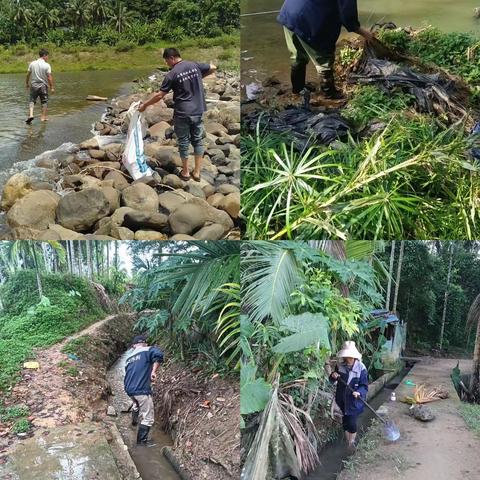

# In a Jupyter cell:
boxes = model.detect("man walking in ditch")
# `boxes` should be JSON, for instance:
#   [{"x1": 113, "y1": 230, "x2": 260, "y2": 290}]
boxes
[
  {"x1": 277, "y1": 0, "x2": 374, "y2": 99},
  {"x1": 124, "y1": 335, "x2": 164, "y2": 445},
  {"x1": 138, "y1": 48, "x2": 217, "y2": 182},
  {"x1": 25, "y1": 48, "x2": 55, "y2": 124}
]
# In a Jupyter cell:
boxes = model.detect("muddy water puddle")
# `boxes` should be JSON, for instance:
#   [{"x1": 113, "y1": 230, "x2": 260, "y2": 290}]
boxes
[
  {"x1": 106, "y1": 351, "x2": 179, "y2": 480},
  {"x1": 306, "y1": 367, "x2": 411, "y2": 480}
]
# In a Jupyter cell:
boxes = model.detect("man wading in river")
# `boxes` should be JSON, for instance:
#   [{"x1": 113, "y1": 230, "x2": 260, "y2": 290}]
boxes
[
  {"x1": 124, "y1": 335, "x2": 164, "y2": 445},
  {"x1": 278, "y1": 0, "x2": 374, "y2": 99},
  {"x1": 25, "y1": 48, "x2": 55, "y2": 124},
  {"x1": 138, "y1": 48, "x2": 217, "y2": 182}
]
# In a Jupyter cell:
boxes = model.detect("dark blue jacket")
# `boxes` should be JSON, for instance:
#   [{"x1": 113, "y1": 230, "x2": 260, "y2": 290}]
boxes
[
  {"x1": 124, "y1": 345, "x2": 164, "y2": 396},
  {"x1": 330, "y1": 359, "x2": 368, "y2": 416},
  {"x1": 278, "y1": 0, "x2": 361, "y2": 54}
]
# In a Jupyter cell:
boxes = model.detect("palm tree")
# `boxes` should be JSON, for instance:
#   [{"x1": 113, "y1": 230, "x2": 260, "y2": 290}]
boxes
[
  {"x1": 33, "y1": 2, "x2": 60, "y2": 30},
  {"x1": 11, "y1": 0, "x2": 33, "y2": 28},
  {"x1": 439, "y1": 243, "x2": 454, "y2": 350},
  {"x1": 88, "y1": 0, "x2": 113, "y2": 24},
  {"x1": 392, "y1": 240, "x2": 405, "y2": 313},
  {"x1": 67, "y1": 0, "x2": 92, "y2": 28},
  {"x1": 110, "y1": 1, "x2": 138, "y2": 33},
  {"x1": 467, "y1": 293, "x2": 480, "y2": 401},
  {"x1": 385, "y1": 241, "x2": 395, "y2": 309}
]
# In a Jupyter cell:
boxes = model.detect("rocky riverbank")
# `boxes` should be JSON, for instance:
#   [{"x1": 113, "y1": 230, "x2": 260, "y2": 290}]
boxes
[{"x1": 0, "y1": 70, "x2": 240, "y2": 240}]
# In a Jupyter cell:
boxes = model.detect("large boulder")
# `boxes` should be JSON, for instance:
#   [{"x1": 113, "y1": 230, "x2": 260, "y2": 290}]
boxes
[
  {"x1": 148, "y1": 121, "x2": 171, "y2": 139},
  {"x1": 38, "y1": 224, "x2": 84, "y2": 240},
  {"x1": 134, "y1": 230, "x2": 168, "y2": 240},
  {"x1": 168, "y1": 197, "x2": 233, "y2": 235},
  {"x1": 218, "y1": 192, "x2": 240, "y2": 219},
  {"x1": 7, "y1": 190, "x2": 60, "y2": 231},
  {"x1": 121, "y1": 184, "x2": 158, "y2": 212},
  {"x1": 1, "y1": 168, "x2": 59, "y2": 210},
  {"x1": 144, "y1": 102, "x2": 174, "y2": 126},
  {"x1": 56, "y1": 188, "x2": 110, "y2": 232},
  {"x1": 102, "y1": 186, "x2": 120, "y2": 214},
  {"x1": 123, "y1": 210, "x2": 168, "y2": 231},
  {"x1": 104, "y1": 171, "x2": 129, "y2": 191},
  {"x1": 158, "y1": 190, "x2": 192, "y2": 213},
  {"x1": 193, "y1": 223, "x2": 225, "y2": 240},
  {"x1": 205, "y1": 122, "x2": 228, "y2": 137}
]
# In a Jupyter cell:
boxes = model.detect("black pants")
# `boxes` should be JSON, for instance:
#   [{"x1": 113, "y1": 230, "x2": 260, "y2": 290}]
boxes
[{"x1": 342, "y1": 414, "x2": 358, "y2": 433}]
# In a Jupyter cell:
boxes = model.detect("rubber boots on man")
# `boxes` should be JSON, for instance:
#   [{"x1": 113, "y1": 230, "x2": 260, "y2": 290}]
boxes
[
  {"x1": 137, "y1": 424, "x2": 150, "y2": 445},
  {"x1": 320, "y1": 70, "x2": 344, "y2": 100},
  {"x1": 291, "y1": 64, "x2": 307, "y2": 94}
]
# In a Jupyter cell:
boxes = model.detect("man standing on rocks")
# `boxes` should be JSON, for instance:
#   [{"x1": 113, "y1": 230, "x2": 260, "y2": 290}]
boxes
[
  {"x1": 25, "y1": 48, "x2": 55, "y2": 124},
  {"x1": 277, "y1": 0, "x2": 374, "y2": 99},
  {"x1": 124, "y1": 335, "x2": 164, "y2": 445},
  {"x1": 138, "y1": 48, "x2": 217, "y2": 182}
]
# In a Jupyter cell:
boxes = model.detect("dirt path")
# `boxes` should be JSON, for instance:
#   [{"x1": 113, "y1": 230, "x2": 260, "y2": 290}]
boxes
[
  {"x1": 0, "y1": 314, "x2": 136, "y2": 456},
  {"x1": 338, "y1": 358, "x2": 480, "y2": 480}
]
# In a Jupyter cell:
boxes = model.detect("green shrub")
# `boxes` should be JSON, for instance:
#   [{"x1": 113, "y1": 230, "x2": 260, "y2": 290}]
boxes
[
  {"x1": 0, "y1": 271, "x2": 105, "y2": 391},
  {"x1": 0, "y1": 405, "x2": 29, "y2": 422},
  {"x1": 114, "y1": 40, "x2": 136, "y2": 53},
  {"x1": 343, "y1": 85, "x2": 415, "y2": 129},
  {"x1": 12, "y1": 418, "x2": 31, "y2": 434}
]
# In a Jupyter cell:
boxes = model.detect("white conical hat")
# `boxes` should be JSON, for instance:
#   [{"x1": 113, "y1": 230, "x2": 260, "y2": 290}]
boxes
[{"x1": 337, "y1": 341, "x2": 362, "y2": 360}]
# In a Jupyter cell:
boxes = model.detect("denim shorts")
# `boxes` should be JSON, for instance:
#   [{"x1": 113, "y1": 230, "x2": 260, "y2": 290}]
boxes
[
  {"x1": 174, "y1": 115, "x2": 205, "y2": 159},
  {"x1": 30, "y1": 84, "x2": 48, "y2": 105}
]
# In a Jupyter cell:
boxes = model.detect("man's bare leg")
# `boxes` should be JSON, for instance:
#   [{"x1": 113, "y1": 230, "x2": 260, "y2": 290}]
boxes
[
  {"x1": 193, "y1": 154, "x2": 202, "y2": 180},
  {"x1": 26, "y1": 102, "x2": 35, "y2": 124},
  {"x1": 40, "y1": 104, "x2": 48, "y2": 122},
  {"x1": 181, "y1": 158, "x2": 190, "y2": 178}
]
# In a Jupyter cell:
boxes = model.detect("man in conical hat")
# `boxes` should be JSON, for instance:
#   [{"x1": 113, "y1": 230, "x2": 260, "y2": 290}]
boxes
[{"x1": 329, "y1": 340, "x2": 369, "y2": 448}]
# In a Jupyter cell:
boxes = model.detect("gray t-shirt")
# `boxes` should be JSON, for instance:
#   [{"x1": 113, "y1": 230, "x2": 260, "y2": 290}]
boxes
[
  {"x1": 28, "y1": 58, "x2": 52, "y2": 88},
  {"x1": 160, "y1": 60, "x2": 211, "y2": 118}
]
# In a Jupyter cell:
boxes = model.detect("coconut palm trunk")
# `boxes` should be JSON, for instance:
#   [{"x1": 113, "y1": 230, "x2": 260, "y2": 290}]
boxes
[
  {"x1": 468, "y1": 293, "x2": 480, "y2": 401},
  {"x1": 439, "y1": 243, "x2": 454, "y2": 350}
]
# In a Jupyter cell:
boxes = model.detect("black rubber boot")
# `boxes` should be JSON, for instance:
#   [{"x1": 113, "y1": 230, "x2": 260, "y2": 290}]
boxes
[
  {"x1": 291, "y1": 63, "x2": 307, "y2": 94},
  {"x1": 131, "y1": 407, "x2": 139, "y2": 426},
  {"x1": 136, "y1": 424, "x2": 150, "y2": 445},
  {"x1": 320, "y1": 70, "x2": 344, "y2": 100}
]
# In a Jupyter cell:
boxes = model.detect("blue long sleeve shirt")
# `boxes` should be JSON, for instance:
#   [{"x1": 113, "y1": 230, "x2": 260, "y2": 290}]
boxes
[
  {"x1": 278, "y1": 0, "x2": 361, "y2": 54},
  {"x1": 329, "y1": 359, "x2": 368, "y2": 415},
  {"x1": 124, "y1": 345, "x2": 164, "y2": 396}
]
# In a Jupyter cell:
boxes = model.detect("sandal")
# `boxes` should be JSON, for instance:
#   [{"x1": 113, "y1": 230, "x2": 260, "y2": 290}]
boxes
[
  {"x1": 25, "y1": 117, "x2": 34, "y2": 124},
  {"x1": 176, "y1": 170, "x2": 191, "y2": 181},
  {"x1": 192, "y1": 173, "x2": 201, "y2": 182}
]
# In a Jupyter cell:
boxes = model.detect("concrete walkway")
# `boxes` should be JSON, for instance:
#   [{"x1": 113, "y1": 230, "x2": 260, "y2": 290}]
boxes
[{"x1": 338, "y1": 358, "x2": 480, "y2": 480}]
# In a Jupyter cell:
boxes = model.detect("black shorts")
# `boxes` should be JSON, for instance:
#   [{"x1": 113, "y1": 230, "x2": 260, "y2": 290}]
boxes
[
  {"x1": 30, "y1": 84, "x2": 48, "y2": 105},
  {"x1": 342, "y1": 414, "x2": 358, "y2": 433}
]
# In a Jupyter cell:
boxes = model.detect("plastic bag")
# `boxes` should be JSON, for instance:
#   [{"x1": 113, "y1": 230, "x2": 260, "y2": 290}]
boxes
[{"x1": 122, "y1": 102, "x2": 153, "y2": 180}]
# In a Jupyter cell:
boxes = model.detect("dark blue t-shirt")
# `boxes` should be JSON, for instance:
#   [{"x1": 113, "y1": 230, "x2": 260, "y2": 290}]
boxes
[
  {"x1": 124, "y1": 345, "x2": 164, "y2": 396},
  {"x1": 160, "y1": 60, "x2": 211, "y2": 117}
]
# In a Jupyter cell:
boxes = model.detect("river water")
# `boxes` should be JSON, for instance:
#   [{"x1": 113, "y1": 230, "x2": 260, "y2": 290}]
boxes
[
  {"x1": 241, "y1": 0, "x2": 479, "y2": 83},
  {"x1": 0, "y1": 69, "x2": 149, "y2": 170}
]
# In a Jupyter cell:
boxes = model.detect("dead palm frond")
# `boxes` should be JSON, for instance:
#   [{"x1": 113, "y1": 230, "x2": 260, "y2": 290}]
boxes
[{"x1": 402, "y1": 384, "x2": 449, "y2": 404}]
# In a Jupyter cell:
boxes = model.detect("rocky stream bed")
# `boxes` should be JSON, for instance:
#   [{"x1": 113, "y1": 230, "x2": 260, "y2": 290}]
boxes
[{"x1": 0, "y1": 70, "x2": 240, "y2": 241}]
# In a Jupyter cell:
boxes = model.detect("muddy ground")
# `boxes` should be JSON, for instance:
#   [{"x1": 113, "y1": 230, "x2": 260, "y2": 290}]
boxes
[{"x1": 0, "y1": 314, "x2": 240, "y2": 479}]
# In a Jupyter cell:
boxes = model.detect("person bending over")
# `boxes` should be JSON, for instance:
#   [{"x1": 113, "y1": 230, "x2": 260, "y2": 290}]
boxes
[
  {"x1": 139, "y1": 48, "x2": 216, "y2": 182},
  {"x1": 278, "y1": 0, "x2": 374, "y2": 99},
  {"x1": 124, "y1": 335, "x2": 163, "y2": 445}
]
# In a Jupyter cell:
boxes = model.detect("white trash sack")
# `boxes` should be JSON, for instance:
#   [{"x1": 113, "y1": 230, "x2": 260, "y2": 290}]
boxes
[{"x1": 122, "y1": 101, "x2": 153, "y2": 180}]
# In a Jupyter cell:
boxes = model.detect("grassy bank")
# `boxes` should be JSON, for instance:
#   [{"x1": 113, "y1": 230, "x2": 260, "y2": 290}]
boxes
[
  {"x1": 0, "y1": 271, "x2": 106, "y2": 392},
  {"x1": 459, "y1": 403, "x2": 480, "y2": 438},
  {"x1": 0, "y1": 33, "x2": 239, "y2": 74}
]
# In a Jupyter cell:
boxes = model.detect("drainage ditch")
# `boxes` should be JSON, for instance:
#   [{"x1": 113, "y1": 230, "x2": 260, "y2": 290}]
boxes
[
  {"x1": 106, "y1": 351, "x2": 180, "y2": 480},
  {"x1": 306, "y1": 364, "x2": 414, "y2": 480}
]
